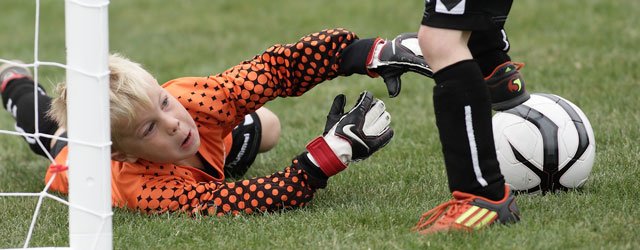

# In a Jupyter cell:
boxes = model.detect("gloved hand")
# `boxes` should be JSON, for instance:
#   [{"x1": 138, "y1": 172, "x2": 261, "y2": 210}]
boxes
[
  {"x1": 306, "y1": 91, "x2": 394, "y2": 177},
  {"x1": 367, "y1": 33, "x2": 433, "y2": 98}
]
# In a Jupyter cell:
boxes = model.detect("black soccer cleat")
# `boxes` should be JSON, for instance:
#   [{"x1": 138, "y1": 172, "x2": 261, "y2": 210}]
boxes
[{"x1": 485, "y1": 61, "x2": 530, "y2": 111}]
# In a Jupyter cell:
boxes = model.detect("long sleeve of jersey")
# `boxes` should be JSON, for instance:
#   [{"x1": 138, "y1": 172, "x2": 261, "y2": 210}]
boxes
[
  {"x1": 216, "y1": 28, "x2": 359, "y2": 125},
  {"x1": 127, "y1": 158, "x2": 317, "y2": 217},
  {"x1": 165, "y1": 28, "x2": 361, "y2": 135}
]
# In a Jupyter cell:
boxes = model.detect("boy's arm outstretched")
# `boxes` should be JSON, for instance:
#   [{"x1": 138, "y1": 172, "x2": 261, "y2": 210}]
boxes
[{"x1": 164, "y1": 28, "x2": 430, "y2": 132}]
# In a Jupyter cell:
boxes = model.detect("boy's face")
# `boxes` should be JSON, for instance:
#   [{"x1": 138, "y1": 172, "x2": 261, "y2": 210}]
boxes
[{"x1": 113, "y1": 82, "x2": 200, "y2": 164}]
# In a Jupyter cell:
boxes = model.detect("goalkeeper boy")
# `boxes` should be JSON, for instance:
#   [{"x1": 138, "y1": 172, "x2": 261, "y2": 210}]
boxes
[{"x1": 0, "y1": 28, "x2": 430, "y2": 216}]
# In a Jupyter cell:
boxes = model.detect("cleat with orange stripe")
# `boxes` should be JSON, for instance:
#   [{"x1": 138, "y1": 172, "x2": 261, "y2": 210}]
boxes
[{"x1": 413, "y1": 185, "x2": 520, "y2": 234}]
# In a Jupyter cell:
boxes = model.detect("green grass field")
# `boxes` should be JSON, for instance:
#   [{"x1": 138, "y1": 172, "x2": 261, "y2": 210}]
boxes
[{"x1": 1, "y1": 0, "x2": 639, "y2": 249}]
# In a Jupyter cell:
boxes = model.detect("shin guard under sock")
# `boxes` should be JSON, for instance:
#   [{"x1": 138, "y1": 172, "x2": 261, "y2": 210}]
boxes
[{"x1": 432, "y1": 60, "x2": 505, "y2": 200}]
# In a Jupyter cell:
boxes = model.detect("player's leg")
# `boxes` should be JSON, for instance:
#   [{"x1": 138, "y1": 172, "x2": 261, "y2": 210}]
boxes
[
  {"x1": 420, "y1": 26, "x2": 506, "y2": 201},
  {"x1": 255, "y1": 107, "x2": 280, "y2": 153},
  {"x1": 419, "y1": 0, "x2": 506, "y2": 201},
  {"x1": 224, "y1": 107, "x2": 280, "y2": 178},
  {"x1": 414, "y1": 0, "x2": 520, "y2": 234},
  {"x1": 468, "y1": 6, "x2": 529, "y2": 111},
  {"x1": 1, "y1": 62, "x2": 66, "y2": 158}
]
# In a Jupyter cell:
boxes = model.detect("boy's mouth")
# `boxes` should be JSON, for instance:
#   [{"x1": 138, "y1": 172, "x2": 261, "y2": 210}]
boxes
[{"x1": 181, "y1": 131, "x2": 192, "y2": 147}]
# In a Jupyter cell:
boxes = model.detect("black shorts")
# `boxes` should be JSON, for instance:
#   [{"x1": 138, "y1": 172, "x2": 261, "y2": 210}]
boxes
[
  {"x1": 421, "y1": 0, "x2": 513, "y2": 31},
  {"x1": 224, "y1": 112, "x2": 262, "y2": 178}
]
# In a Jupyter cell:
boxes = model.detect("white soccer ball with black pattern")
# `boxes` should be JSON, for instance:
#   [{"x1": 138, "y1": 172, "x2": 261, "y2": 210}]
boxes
[{"x1": 492, "y1": 93, "x2": 596, "y2": 194}]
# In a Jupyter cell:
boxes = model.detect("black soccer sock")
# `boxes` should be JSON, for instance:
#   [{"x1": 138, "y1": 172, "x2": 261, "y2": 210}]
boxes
[
  {"x1": 432, "y1": 60, "x2": 505, "y2": 200},
  {"x1": 1, "y1": 77, "x2": 60, "y2": 158}
]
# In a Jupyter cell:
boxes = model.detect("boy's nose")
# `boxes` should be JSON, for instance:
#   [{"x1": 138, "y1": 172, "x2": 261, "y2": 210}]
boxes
[{"x1": 167, "y1": 119, "x2": 180, "y2": 135}]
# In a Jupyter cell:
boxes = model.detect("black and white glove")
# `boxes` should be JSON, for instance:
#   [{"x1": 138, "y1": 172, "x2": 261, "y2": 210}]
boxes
[
  {"x1": 305, "y1": 91, "x2": 394, "y2": 177},
  {"x1": 367, "y1": 33, "x2": 433, "y2": 98}
]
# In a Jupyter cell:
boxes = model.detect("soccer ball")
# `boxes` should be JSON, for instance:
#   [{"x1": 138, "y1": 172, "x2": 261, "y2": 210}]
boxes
[{"x1": 492, "y1": 93, "x2": 596, "y2": 194}]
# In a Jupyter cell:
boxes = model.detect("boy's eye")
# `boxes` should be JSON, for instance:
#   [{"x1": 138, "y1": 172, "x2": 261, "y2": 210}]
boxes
[
  {"x1": 143, "y1": 123, "x2": 156, "y2": 137},
  {"x1": 161, "y1": 97, "x2": 169, "y2": 108}
]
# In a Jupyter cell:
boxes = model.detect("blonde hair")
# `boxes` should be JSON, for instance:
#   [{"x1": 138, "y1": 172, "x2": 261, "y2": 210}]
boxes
[{"x1": 48, "y1": 53, "x2": 157, "y2": 147}]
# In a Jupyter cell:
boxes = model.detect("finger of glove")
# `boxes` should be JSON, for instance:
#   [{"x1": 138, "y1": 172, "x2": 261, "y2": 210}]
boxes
[
  {"x1": 354, "y1": 128, "x2": 394, "y2": 161},
  {"x1": 386, "y1": 63, "x2": 433, "y2": 79},
  {"x1": 324, "y1": 94, "x2": 346, "y2": 134},
  {"x1": 363, "y1": 100, "x2": 386, "y2": 130},
  {"x1": 328, "y1": 94, "x2": 346, "y2": 116},
  {"x1": 346, "y1": 91, "x2": 374, "y2": 116},
  {"x1": 396, "y1": 35, "x2": 422, "y2": 56},
  {"x1": 363, "y1": 110, "x2": 391, "y2": 137},
  {"x1": 371, "y1": 128, "x2": 394, "y2": 152},
  {"x1": 386, "y1": 57, "x2": 432, "y2": 77},
  {"x1": 408, "y1": 65, "x2": 434, "y2": 78},
  {"x1": 382, "y1": 75, "x2": 401, "y2": 98},
  {"x1": 388, "y1": 35, "x2": 433, "y2": 77}
]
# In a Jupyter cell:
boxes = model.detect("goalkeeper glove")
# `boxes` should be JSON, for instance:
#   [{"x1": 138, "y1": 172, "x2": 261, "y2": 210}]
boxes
[
  {"x1": 305, "y1": 91, "x2": 394, "y2": 177},
  {"x1": 368, "y1": 33, "x2": 433, "y2": 98}
]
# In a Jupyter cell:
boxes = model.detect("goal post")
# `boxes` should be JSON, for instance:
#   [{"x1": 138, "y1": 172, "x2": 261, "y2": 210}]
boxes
[{"x1": 65, "y1": 0, "x2": 112, "y2": 249}]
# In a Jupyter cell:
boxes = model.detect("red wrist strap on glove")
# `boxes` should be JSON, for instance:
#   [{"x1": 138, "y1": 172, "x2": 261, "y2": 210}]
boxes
[{"x1": 306, "y1": 136, "x2": 347, "y2": 177}]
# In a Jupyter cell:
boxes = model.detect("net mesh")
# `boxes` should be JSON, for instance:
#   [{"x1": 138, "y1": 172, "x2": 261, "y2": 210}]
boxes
[{"x1": 0, "y1": 0, "x2": 111, "y2": 249}]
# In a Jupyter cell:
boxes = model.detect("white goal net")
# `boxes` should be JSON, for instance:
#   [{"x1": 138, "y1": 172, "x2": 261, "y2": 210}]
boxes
[{"x1": 0, "y1": 0, "x2": 112, "y2": 249}]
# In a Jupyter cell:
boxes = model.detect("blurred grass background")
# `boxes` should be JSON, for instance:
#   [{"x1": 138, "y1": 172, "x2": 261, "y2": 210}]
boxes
[{"x1": 1, "y1": 0, "x2": 639, "y2": 249}]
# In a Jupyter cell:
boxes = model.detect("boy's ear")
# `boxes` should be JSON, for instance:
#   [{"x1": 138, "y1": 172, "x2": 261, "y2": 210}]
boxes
[{"x1": 111, "y1": 150, "x2": 138, "y2": 163}]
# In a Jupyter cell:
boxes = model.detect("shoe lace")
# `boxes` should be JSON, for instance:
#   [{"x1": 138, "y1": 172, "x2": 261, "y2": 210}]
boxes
[{"x1": 412, "y1": 197, "x2": 472, "y2": 231}]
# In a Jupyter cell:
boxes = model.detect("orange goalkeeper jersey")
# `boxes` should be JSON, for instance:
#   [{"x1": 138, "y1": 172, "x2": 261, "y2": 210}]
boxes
[{"x1": 45, "y1": 28, "x2": 362, "y2": 216}]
